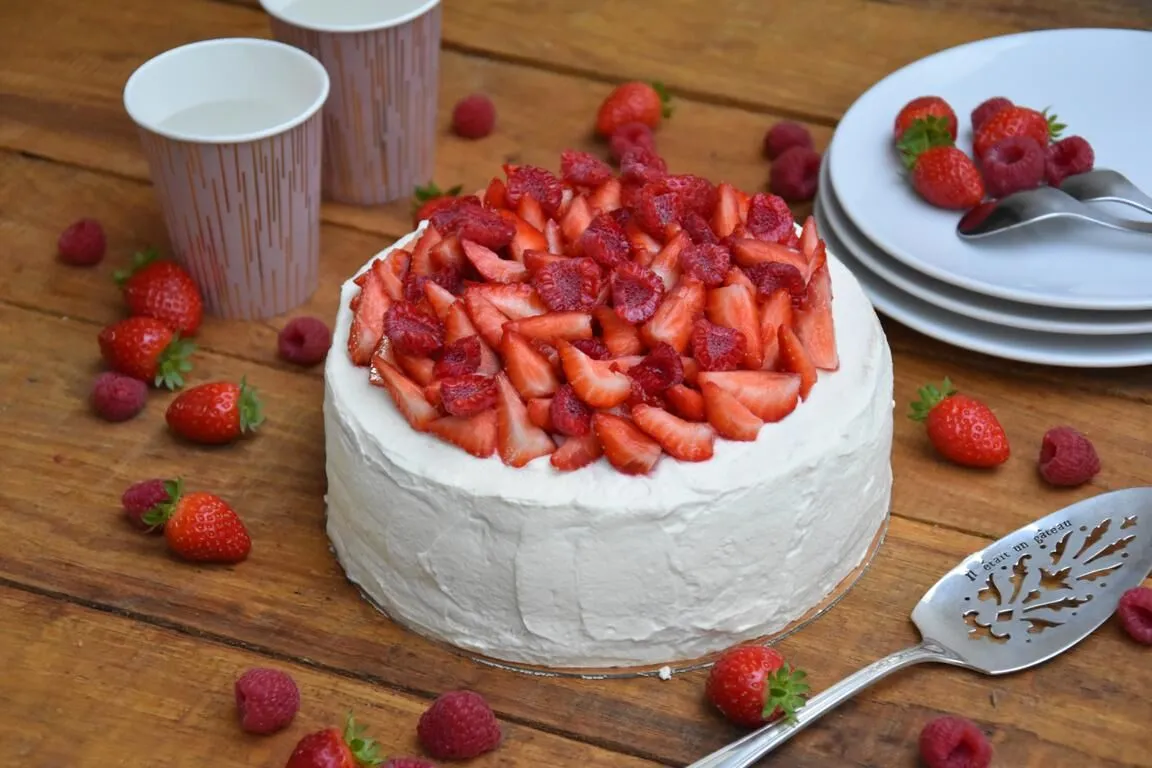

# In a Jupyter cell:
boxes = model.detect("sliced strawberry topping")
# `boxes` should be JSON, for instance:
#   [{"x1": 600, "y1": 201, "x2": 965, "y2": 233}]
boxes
[
  {"x1": 498, "y1": 210, "x2": 548, "y2": 261},
  {"x1": 395, "y1": 352, "x2": 436, "y2": 384},
  {"x1": 484, "y1": 177, "x2": 509, "y2": 209},
  {"x1": 697, "y1": 370, "x2": 801, "y2": 422},
  {"x1": 571, "y1": 338, "x2": 611, "y2": 360},
  {"x1": 348, "y1": 265, "x2": 392, "y2": 365},
  {"x1": 701, "y1": 381, "x2": 762, "y2": 441},
  {"x1": 611, "y1": 262, "x2": 665, "y2": 324},
  {"x1": 778, "y1": 324, "x2": 817, "y2": 399},
  {"x1": 495, "y1": 373, "x2": 556, "y2": 467},
  {"x1": 631, "y1": 404, "x2": 715, "y2": 462},
  {"x1": 707, "y1": 284, "x2": 763, "y2": 369},
  {"x1": 523, "y1": 249, "x2": 564, "y2": 275},
  {"x1": 371, "y1": 334, "x2": 396, "y2": 369},
  {"x1": 682, "y1": 210, "x2": 719, "y2": 245},
  {"x1": 747, "y1": 261, "x2": 806, "y2": 305},
  {"x1": 462, "y1": 290, "x2": 511, "y2": 348},
  {"x1": 378, "y1": 251, "x2": 409, "y2": 301},
  {"x1": 633, "y1": 184, "x2": 683, "y2": 240},
  {"x1": 435, "y1": 335, "x2": 483, "y2": 378},
  {"x1": 422, "y1": 279, "x2": 459, "y2": 319},
  {"x1": 370, "y1": 360, "x2": 439, "y2": 431},
  {"x1": 759, "y1": 288, "x2": 792, "y2": 370},
  {"x1": 794, "y1": 264, "x2": 839, "y2": 371},
  {"x1": 545, "y1": 218, "x2": 564, "y2": 254},
  {"x1": 561, "y1": 150, "x2": 614, "y2": 188},
  {"x1": 550, "y1": 433, "x2": 603, "y2": 471},
  {"x1": 504, "y1": 164, "x2": 564, "y2": 218},
  {"x1": 430, "y1": 199, "x2": 515, "y2": 250},
  {"x1": 427, "y1": 410, "x2": 498, "y2": 458},
  {"x1": 623, "y1": 217, "x2": 662, "y2": 263},
  {"x1": 440, "y1": 373, "x2": 499, "y2": 417},
  {"x1": 731, "y1": 238, "x2": 809, "y2": 278},
  {"x1": 665, "y1": 383, "x2": 706, "y2": 422},
  {"x1": 430, "y1": 234, "x2": 466, "y2": 273},
  {"x1": 649, "y1": 230, "x2": 689, "y2": 291},
  {"x1": 471, "y1": 283, "x2": 548, "y2": 319},
  {"x1": 627, "y1": 379, "x2": 667, "y2": 408},
  {"x1": 723, "y1": 265, "x2": 756, "y2": 292},
  {"x1": 504, "y1": 311, "x2": 594, "y2": 344},
  {"x1": 641, "y1": 277, "x2": 705, "y2": 353},
  {"x1": 592, "y1": 413, "x2": 662, "y2": 475},
  {"x1": 501, "y1": 330, "x2": 561, "y2": 398},
  {"x1": 404, "y1": 269, "x2": 462, "y2": 306},
  {"x1": 662, "y1": 174, "x2": 718, "y2": 218},
  {"x1": 627, "y1": 342, "x2": 684, "y2": 395},
  {"x1": 592, "y1": 305, "x2": 645, "y2": 357},
  {"x1": 680, "y1": 243, "x2": 732, "y2": 287},
  {"x1": 560, "y1": 195, "x2": 594, "y2": 243},
  {"x1": 711, "y1": 183, "x2": 743, "y2": 238},
  {"x1": 588, "y1": 178, "x2": 622, "y2": 214},
  {"x1": 549, "y1": 383, "x2": 593, "y2": 436},
  {"x1": 745, "y1": 193, "x2": 795, "y2": 244},
  {"x1": 526, "y1": 397, "x2": 554, "y2": 431},
  {"x1": 533, "y1": 257, "x2": 603, "y2": 312},
  {"x1": 619, "y1": 146, "x2": 668, "y2": 186},
  {"x1": 557, "y1": 340, "x2": 632, "y2": 408},
  {"x1": 579, "y1": 212, "x2": 631, "y2": 269},
  {"x1": 410, "y1": 227, "x2": 442, "y2": 274},
  {"x1": 384, "y1": 301, "x2": 444, "y2": 357},
  {"x1": 517, "y1": 195, "x2": 547, "y2": 231},
  {"x1": 798, "y1": 215, "x2": 819, "y2": 257},
  {"x1": 691, "y1": 318, "x2": 746, "y2": 372},
  {"x1": 462, "y1": 239, "x2": 529, "y2": 283}
]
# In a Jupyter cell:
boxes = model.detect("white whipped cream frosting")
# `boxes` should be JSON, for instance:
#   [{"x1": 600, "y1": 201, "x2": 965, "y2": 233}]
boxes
[{"x1": 324, "y1": 228, "x2": 895, "y2": 669}]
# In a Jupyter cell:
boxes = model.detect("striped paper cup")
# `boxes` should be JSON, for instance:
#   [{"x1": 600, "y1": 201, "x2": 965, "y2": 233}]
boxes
[
  {"x1": 123, "y1": 38, "x2": 330, "y2": 320},
  {"x1": 261, "y1": 0, "x2": 442, "y2": 206}
]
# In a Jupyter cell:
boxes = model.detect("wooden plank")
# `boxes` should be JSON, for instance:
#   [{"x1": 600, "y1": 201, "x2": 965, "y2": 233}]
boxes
[
  {"x1": 0, "y1": 301, "x2": 1149, "y2": 766},
  {"x1": 0, "y1": 587, "x2": 659, "y2": 767}
]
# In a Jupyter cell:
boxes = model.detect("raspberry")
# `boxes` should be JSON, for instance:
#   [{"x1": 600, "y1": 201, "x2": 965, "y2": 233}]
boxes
[
  {"x1": 682, "y1": 211, "x2": 719, "y2": 245},
  {"x1": 762, "y1": 121, "x2": 814, "y2": 160},
  {"x1": 980, "y1": 136, "x2": 1045, "y2": 198},
  {"x1": 385, "y1": 302, "x2": 444, "y2": 356},
  {"x1": 121, "y1": 478, "x2": 171, "y2": 532},
  {"x1": 628, "y1": 342, "x2": 684, "y2": 393},
  {"x1": 560, "y1": 149, "x2": 613, "y2": 188},
  {"x1": 533, "y1": 257, "x2": 602, "y2": 311},
  {"x1": 970, "y1": 97, "x2": 1013, "y2": 133},
  {"x1": 1037, "y1": 426, "x2": 1101, "y2": 487},
  {"x1": 434, "y1": 336, "x2": 482, "y2": 378},
  {"x1": 505, "y1": 165, "x2": 563, "y2": 217},
  {"x1": 1046, "y1": 135, "x2": 1095, "y2": 187},
  {"x1": 550, "y1": 384, "x2": 593, "y2": 436},
  {"x1": 450, "y1": 94, "x2": 496, "y2": 139},
  {"x1": 608, "y1": 122, "x2": 655, "y2": 163},
  {"x1": 90, "y1": 371, "x2": 147, "y2": 422},
  {"x1": 746, "y1": 261, "x2": 806, "y2": 303},
  {"x1": 57, "y1": 218, "x2": 106, "y2": 266},
  {"x1": 383, "y1": 760, "x2": 438, "y2": 768},
  {"x1": 633, "y1": 185, "x2": 683, "y2": 239},
  {"x1": 440, "y1": 374, "x2": 498, "y2": 417},
  {"x1": 745, "y1": 193, "x2": 795, "y2": 244},
  {"x1": 627, "y1": 378, "x2": 667, "y2": 408},
  {"x1": 661, "y1": 174, "x2": 718, "y2": 218},
  {"x1": 571, "y1": 338, "x2": 611, "y2": 360},
  {"x1": 404, "y1": 268, "x2": 463, "y2": 304},
  {"x1": 234, "y1": 667, "x2": 300, "y2": 735},
  {"x1": 769, "y1": 147, "x2": 821, "y2": 202},
  {"x1": 691, "y1": 318, "x2": 746, "y2": 372},
  {"x1": 579, "y1": 213, "x2": 631, "y2": 269},
  {"x1": 619, "y1": 146, "x2": 668, "y2": 186},
  {"x1": 277, "y1": 316, "x2": 331, "y2": 366},
  {"x1": 417, "y1": 690, "x2": 502, "y2": 761},
  {"x1": 680, "y1": 243, "x2": 731, "y2": 287},
  {"x1": 611, "y1": 262, "x2": 665, "y2": 324},
  {"x1": 1116, "y1": 587, "x2": 1152, "y2": 645},
  {"x1": 918, "y1": 716, "x2": 992, "y2": 768},
  {"x1": 430, "y1": 200, "x2": 514, "y2": 250}
]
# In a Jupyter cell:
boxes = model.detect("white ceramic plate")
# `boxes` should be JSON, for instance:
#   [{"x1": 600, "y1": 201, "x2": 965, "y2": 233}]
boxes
[
  {"x1": 817, "y1": 157, "x2": 1152, "y2": 336},
  {"x1": 814, "y1": 196, "x2": 1152, "y2": 368},
  {"x1": 828, "y1": 28, "x2": 1152, "y2": 311}
]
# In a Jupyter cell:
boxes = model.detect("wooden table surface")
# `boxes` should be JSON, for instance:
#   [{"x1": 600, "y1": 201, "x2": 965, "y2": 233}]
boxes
[{"x1": 2, "y1": 0, "x2": 1151, "y2": 765}]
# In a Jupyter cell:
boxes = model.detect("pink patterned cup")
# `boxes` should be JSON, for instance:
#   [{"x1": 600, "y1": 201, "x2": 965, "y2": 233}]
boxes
[
  {"x1": 123, "y1": 38, "x2": 330, "y2": 320},
  {"x1": 259, "y1": 0, "x2": 442, "y2": 206}
]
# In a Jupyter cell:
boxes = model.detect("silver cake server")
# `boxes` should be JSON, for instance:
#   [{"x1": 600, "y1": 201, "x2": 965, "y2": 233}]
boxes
[
  {"x1": 956, "y1": 186, "x2": 1152, "y2": 239},
  {"x1": 688, "y1": 487, "x2": 1152, "y2": 768}
]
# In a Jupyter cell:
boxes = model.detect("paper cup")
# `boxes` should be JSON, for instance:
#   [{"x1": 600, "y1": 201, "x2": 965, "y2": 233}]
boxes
[
  {"x1": 260, "y1": 0, "x2": 442, "y2": 206},
  {"x1": 124, "y1": 38, "x2": 330, "y2": 320}
]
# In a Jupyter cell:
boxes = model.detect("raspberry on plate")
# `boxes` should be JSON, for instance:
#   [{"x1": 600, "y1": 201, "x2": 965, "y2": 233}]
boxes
[
  {"x1": 980, "y1": 136, "x2": 1046, "y2": 198},
  {"x1": 450, "y1": 94, "x2": 496, "y2": 139},
  {"x1": 769, "y1": 147, "x2": 821, "y2": 202},
  {"x1": 417, "y1": 690, "x2": 502, "y2": 760},
  {"x1": 234, "y1": 667, "x2": 300, "y2": 735},
  {"x1": 762, "y1": 121, "x2": 814, "y2": 160},
  {"x1": 1116, "y1": 586, "x2": 1152, "y2": 645},
  {"x1": 1045, "y1": 135, "x2": 1095, "y2": 187},
  {"x1": 918, "y1": 715, "x2": 993, "y2": 768},
  {"x1": 90, "y1": 371, "x2": 148, "y2": 422},
  {"x1": 970, "y1": 97, "x2": 1013, "y2": 133},
  {"x1": 58, "y1": 218, "x2": 106, "y2": 266},
  {"x1": 1037, "y1": 426, "x2": 1100, "y2": 487}
]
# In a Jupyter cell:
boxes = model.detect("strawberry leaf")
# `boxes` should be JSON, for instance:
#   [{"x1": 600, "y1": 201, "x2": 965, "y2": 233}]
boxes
[
  {"x1": 113, "y1": 247, "x2": 162, "y2": 286},
  {"x1": 651, "y1": 80, "x2": 674, "y2": 118},
  {"x1": 154, "y1": 335, "x2": 197, "y2": 390},
  {"x1": 1042, "y1": 107, "x2": 1066, "y2": 140},
  {"x1": 141, "y1": 477, "x2": 182, "y2": 528},
  {"x1": 761, "y1": 664, "x2": 810, "y2": 724},
  {"x1": 237, "y1": 377, "x2": 265, "y2": 434},
  {"x1": 342, "y1": 712, "x2": 383, "y2": 766},
  {"x1": 896, "y1": 117, "x2": 955, "y2": 170},
  {"x1": 908, "y1": 377, "x2": 957, "y2": 422},
  {"x1": 412, "y1": 183, "x2": 464, "y2": 212}
]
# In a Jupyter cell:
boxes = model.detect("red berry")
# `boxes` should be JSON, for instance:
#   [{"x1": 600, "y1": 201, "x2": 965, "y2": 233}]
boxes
[
  {"x1": 435, "y1": 335, "x2": 483, "y2": 378},
  {"x1": 550, "y1": 383, "x2": 593, "y2": 436},
  {"x1": 608, "y1": 121, "x2": 655, "y2": 163},
  {"x1": 417, "y1": 690, "x2": 502, "y2": 761},
  {"x1": 620, "y1": 146, "x2": 668, "y2": 187},
  {"x1": 633, "y1": 184, "x2": 683, "y2": 239},
  {"x1": 705, "y1": 645, "x2": 809, "y2": 727},
  {"x1": 115, "y1": 250, "x2": 204, "y2": 336},
  {"x1": 611, "y1": 262, "x2": 665, "y2": 324},
  {"x1": 234, "y1": 667, "x2": 300, "y2": 735},
  {"x1": 571, "y1": 338, "x2": 611, "y2": 360},
  {"x1": 628, "y1": 342, "x2": 684, "y2": 394},
  {"x1": 762, "y1": 121, "x2": 814, "y2": 160},
  {"x1": 769, "y1": 147, "x2": 821, "y2": 202},
  {"x1": 971, "y1": 97, "x2": 1013, "y2": 132},
  {"x1": 746, "y1": 262, "x2": 806, "y2": 303},
  {"x1": 384, "y1": 302, "x2": 445, "y2": 357},
  {"x1": 894, "y1": 96, "x2": 959, "y2": 142},
  {"x1": 680, "y1": 243, "x2": 731, "y2": 287},
  {"x1": 691, "y1": 318, "x2": 746, "y2": 372},
  {"x1": 980, "y1": 136, "x2": 1046, "y2": 198},
  {"x1": 121, "y1": 478, "x2": 171, "y2": 532},
  {"x1": 429, "y1": 197, "x2": 515, "y2": 250},
  {"x1": 534, "y1": 257, "x2": 602, "y2": 311},
  {"x1": 560, "y1": 149, "x2": 613, "y2": 187},
  {"x1": 277, "y1": 316, "x2": 331, "y2": 367},
  {"x1": 90, "y1": 371, "x2": 147, "y2": 422},
  {"x1": 440, "y1": 374, "x2": 498, "y2": 417},
  {"x1": 579, "y1": 213, "x2": 631, "y2": 269},
  {"x1": 57, "y1": 218, "x2": 106, "y2": 266},
  {"x1": 596, "y1": 81, "x2": 671, "y2": 138},
  {"x1": 166, "y1": 379, "x2": 264, "y2": 445},
  {"x1": 1037, "y1": 426, "x2": 1100, "y2": 487},
  {"x1": 918, "y1": 716, "x2": 993, "y2": 768},
  {"x1": 1117, "y1": 587, "x2": 1152, "y2": 645},
  {"x1": 681, "y1": 211, "x2": 719, "y2": 245},
  {"x1": 451, "y1": 94, "x2": 496, "y2": 139},
  {"x1": 1046, "y1": 135, "x2": 1095, "y2": 187},
  {"x1": 505, "y1": 164, "x2": 563, "y2": 217},
  {"x1": 745, "y1": 193, "x2": 795, "y2": 244},
  {"x1": 661, "y1": 174, "x2": 718, "y2": 218}
]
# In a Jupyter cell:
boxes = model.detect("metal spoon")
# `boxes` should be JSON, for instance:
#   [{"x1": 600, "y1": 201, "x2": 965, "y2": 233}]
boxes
[
  {"x1": 1060, "y1": 169, "x2": 1152, "y2": 216},
  {"x1": 956, "y1": 186, "x2": 1152, "y2": 239},
  {"x1": 688, "y1": 487, "x2": 1152, "y2": 768}
]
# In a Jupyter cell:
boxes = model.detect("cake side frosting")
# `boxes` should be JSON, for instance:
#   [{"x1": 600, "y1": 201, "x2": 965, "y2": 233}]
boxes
[{"x1": 323, "y1": 229, "x2": 894, "y2": 668}]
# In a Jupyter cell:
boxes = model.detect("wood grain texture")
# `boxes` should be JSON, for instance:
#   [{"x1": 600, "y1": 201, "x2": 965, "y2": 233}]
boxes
[
  {"x1": 0, "y1": 587, "x2": 658, "y2": 768},
  {"x1": 0, "y1": 301, "x2": 1149, "y2": 766}
]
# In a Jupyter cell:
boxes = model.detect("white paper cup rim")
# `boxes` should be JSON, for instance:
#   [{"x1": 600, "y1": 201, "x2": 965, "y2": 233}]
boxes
[{"x1": 259, "y1": 0, "x2": 440, "y2": 33}]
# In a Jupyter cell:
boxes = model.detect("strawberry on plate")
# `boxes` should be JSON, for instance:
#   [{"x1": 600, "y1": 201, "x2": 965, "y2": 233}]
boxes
[
  {"x1": 165, "y1": 378, "x2": 264, "y2": 445},
  {"x1": 893, "y1": 95, "x2": 958, "y2": 142},
  {"x1": 973, "y1": 105, "x2": 1064, "y2": 160},
  {"x1": 705, "y1": 645, "x2": 810, "y2": 728},
  {"x1": 285, "y1": 714, "x2": 382, "y2": 768},
  {"x1": 595, "y1": 81, "x2": 673, "y2": 138},
  {"x1": 142, "y1": 479, "x2": 251, "y2": 564},
  {"x1": 98, "y1": 316, "x2": 195, "y2": 389},
  {"x1": 908, "y1": 378, "x2": 1010, "y2": 468},
  {"x1": 114, "y1": 248, "x2": 204, "y2": 336},
  {"x1": 898, "y1": 122, "x2": 984, "y2": 210}
]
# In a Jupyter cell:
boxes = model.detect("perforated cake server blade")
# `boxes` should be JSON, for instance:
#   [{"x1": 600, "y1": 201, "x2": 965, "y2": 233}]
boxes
[{"x1": 688, "y1": 487, "x2": 1152, "y2": 768}]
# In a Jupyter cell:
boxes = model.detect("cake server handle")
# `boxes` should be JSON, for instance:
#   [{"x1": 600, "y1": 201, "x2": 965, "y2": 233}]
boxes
[{"x1": 685, "y1": 642, "x2": 953, "y2": 768}]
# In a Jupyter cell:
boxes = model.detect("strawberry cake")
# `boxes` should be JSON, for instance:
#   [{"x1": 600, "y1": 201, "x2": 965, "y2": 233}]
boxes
[{"x1": 323, "y1": 152, "x2": 894, "y2": 669}]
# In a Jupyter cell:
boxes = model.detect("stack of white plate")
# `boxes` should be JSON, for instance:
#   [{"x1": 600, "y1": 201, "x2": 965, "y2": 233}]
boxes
[{"x1": 815, "y1": 28, "x2": 1152, "y2": 368}]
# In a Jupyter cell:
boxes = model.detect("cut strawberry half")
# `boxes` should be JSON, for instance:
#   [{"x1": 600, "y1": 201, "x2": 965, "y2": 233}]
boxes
[
  {"x1": 348, "y1": 265, "x2": 392, "y2": 366},
  {"x1": 410, "y1": 227, "x2": 442, "y2": 275},
  {"x1": 793, "y1": 264, "x2": 839, "y2": 371},
  {"x1": 517, "y1": 195, "x2": 548, "y2": 231},
  {"x1": 462, "y1": 289, "x2": 512, "y2": 348},
  {"x1": 427, "y1": 410, "x2": 498, "y2": 458},
  {"x1": 588, "y1": 178, "x2": 622, "y2": 214},
  {"x1": 378, "y1": 251, "x2": 410, "y2": 301},
  {"x1": 759, "y1": 288, "x2": 793, "y2": 370},
  {"x1": 711, "y1": 182, "x2": 742, "y2": 238},
  {"x1": 561, "y1": 196, "x2": 594, "y2": 243},
  {"x1": 723, "y1": 266, "x2": 756, "y2": 292},
  {"x1": 499, "y1": 210, "x2": 549, "y2": 262},
  {"x1": 550, "y1": 433, "x2": 604, "y2": 471},
  {"x1": 471, "y1": 283, "x2": 548, "y2": 319},
  {"x1": 706, "y1": 284, "x2": 763, "y2": 370},
  {"x1": 422, "y1": 280, "x2": 458, "y2": 320},
  {"x1": 395, "y1": 352, "x2": 437, "y2": 385},
  {"x1": 545, "y1": 219, "x2": 564, "y2": 254},
  {"x1": 526, "y1": 397, "x2": 554, "y2": 431},
  {"x1": 484, "y1": 177, "x2": 509, "y2": 209},
  {"x1": 798, "y1": 215, "x2": 819, "y2": 258},
  {"x1": 697, "y1": 370, "x2": 800, "y2": 423},
  {"x1": 370, "y1": 360, "x2": 439, "y2": 431},
  {"x1": 730, "y1": 238, "x2": 810, "y2": 278},
  {"x1": 624, "y1": 218, "x2": 662, "y2": 263},
  {"x1": 557, "y1": 340, "x2": 632, "y2": 408},
  {"x1": 641, "y1": 277, "x2": 706, "y2": 353},
  {"x1": 501, "y1": 330, "x2": 561, "y2": 398},
  {"x1": 649, "y1": 230, "x2": 689, "y2": 291},
  {"x1": 665, "y1": 384, "x2": 706, "y2": 422},
  {"x1": 701, "y1": 381, "x2": 763, "y2": 441},
  {"x1": 462, "y1": 239, "x2": 529, "y2": 283},
  {"x1": 371, "y1": 335, "x2": 396, "y2": 369},
  {"x1": 524, "y1": 249, "x2": 565, "y2": 275},
  {"x1": 592, "y1": 413, "x2": 662, "y2": 475},
  {"x1": 778, "y1": 324, "x2": 818, "y2": 399},
  {"x1": 504, "y1": 311, "x2": 594, "y2": 343},
  {"x1": 430, "y1": 235, "x2": 466, "y2": 273},
  {"x1": 495, "y1": 373, "x2": 556, "y2": 467},
  {"x1": 631, "y1": 404, "x2": 716, "y2": 462},
  {"x1": 592, "y1": 305, "x2": 645, "y2": 357}
]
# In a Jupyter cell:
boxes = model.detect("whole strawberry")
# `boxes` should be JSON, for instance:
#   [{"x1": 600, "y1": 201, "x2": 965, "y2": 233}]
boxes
[
  {"x1": 705, "y1": 645, "x2": 810, "y2": 728},
  {"x1": 166, "y1": 378, "x2": 264, "y2": 445},
  {"x1": 909, "y1": 378, "x2": 1010, "y2": 468},
  {"x1": 974, "y1": 105, "x2": 1064, "y2": 160},
  {"x1": 893, "y1": 95, "x2": 957, "y2": 142},
  {"x1": 142, "y1": 479, "x2": 251, "y2": 563},
  {"x1": 115, "y1": 248, "x2": 204, "y2": 336},
  {"x1": 898, "y1": 120, "x2": 983, "y2": 209},
  {"x1": 286, "y1": 714, "x2": 382, "y2": 768},
  {"x1": 97, "y1": 316, "x2": 195, "y2": 389},
  {"x1": 413, "y1": 182, "x2": 463, "y2": 227},
  {"x1": 595, "y1": 81, "x2": 672, "y2": 138},
  {"x1": 417, "y1": 690, "x2": 501, "y2": 760}
]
